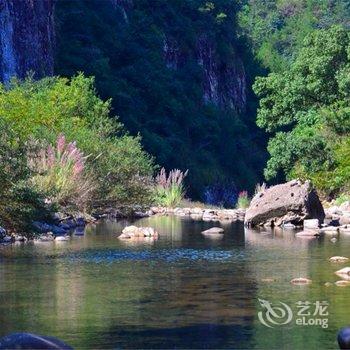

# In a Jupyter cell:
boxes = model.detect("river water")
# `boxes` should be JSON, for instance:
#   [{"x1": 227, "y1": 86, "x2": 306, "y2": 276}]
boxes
[{"x1": 0, "y1": 216, "x2": 349, "y2": 349}]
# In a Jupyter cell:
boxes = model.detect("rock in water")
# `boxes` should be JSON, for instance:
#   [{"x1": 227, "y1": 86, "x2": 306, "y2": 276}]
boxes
[
  {"x1": 290, "y1": 277, "x2": 312, "y2": 285},
  {"x1": 201, "y1": 227, "x2": 224, "y2": 234},
  {"x1": 244, "y1": 180, "x2": 325, "y2": 227},
  {"x1": 0, "y1": 332, "x2": 72, "y2": 349},
  {"x1": 329, "y1": 256, "x2": 349, "y2": 263},
  {"x1": 335, "y1": 267, "x2": 350, "y2": 278},
  {"x1": 303, "y1": 219, "x2": 319, "y2": 229},
  {"x1": 335, "y1": 280, "x2": 350, "y2": 287},
  {"x1": 119, "y1": 226, "x2": 158, "y2": 239}
]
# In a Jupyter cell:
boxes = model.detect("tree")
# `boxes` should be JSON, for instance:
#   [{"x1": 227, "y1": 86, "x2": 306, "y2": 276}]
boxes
[{"x1": 253, "y1": 25, "x2": 350, "y2": 194}]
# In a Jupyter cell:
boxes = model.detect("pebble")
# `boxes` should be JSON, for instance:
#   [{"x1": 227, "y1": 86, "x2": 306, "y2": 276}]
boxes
[{"x1": 290, "y1": 277, "x2": 312, "y2": 285}]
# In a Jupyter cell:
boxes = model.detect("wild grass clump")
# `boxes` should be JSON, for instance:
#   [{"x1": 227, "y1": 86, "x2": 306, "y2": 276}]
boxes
[
  {"x1": 255, "y1": 182, "x2": 267, "y2": 195},
  {"x1": 154, "y1": 168, "x2": 188, "y2": 207},
  {"x1": 236, "y1": 191, "x2": 250, "y2": 209},
  {"x1": 29, "y1": 134, "x2": 95, "y2": 209}
]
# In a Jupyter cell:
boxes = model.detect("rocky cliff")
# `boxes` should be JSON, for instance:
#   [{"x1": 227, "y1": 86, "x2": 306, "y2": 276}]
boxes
[
  {"x1": 163, "y1": 34, "x2": 246, "y2": 113},
  {"x1": 0, "y1": 0, "x2": 247, "y2": 112},
  {"x1": 0, "y1": 0, "x2": 54, "y2": 83},
  {"x1": 108, "y1": 0, "x2": 248, "y2": 113}
]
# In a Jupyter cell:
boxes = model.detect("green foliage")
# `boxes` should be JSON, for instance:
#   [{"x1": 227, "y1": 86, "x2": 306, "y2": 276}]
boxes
[
  {"x1": 153, "y1": 168, "x2": 188, "y2": 208},
  {"x1": 54, "y1": 0, "x2": 266, "y2": 197},
  {"x1": 236, "y1": 191, "x2": 250, "y2": 209},
  {"x1": 253, "y1": 25, "x2": 350, "y2": 195},
  {"x1": 0, "y1": 75, "x2": 154, "y2": 208},
  {"x1": 334, "y1": 193, "x2": 350, "y2": 206},
  {"x1": 0, "y1": 121, "x2": 51, "y2": 234},
  {"x1": 239, "y1": 0, "x2": 350, "y2": 72}
]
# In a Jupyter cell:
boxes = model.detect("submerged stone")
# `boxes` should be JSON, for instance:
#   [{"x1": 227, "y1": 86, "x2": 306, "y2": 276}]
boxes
[
  {"x1": 290, "y1": 277, "x2": 312, "y2": 285},
  {"x1": 119, "y1": 226, "x2": 158, "y2": 240},
  {"x1": 55, "y1": 236, "x2": 70, "y2": 241},
  {"x1": 201, "y1": 227, "x2": 224, "y2": 234},
  {"x1": 335, "y1": 280, "x2": 350, "y2": 287},
  {"x1": 335, "y1": 267, "x2": 350, "y2": 277},
  {"x1": 329, "y1": 256, "x2": 349, "y2": 263},
  {"x1": 295, "y1": 230, "x2": 319, "y2": 237}
]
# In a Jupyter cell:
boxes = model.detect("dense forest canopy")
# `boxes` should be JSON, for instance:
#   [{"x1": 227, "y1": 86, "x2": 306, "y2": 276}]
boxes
[
  {"x1": 254, "y1": 25, "x2": 350, "y2": 197},
  {"x1": 54, "y1": 0, "x2": 267, "y2": 198},
  {"x1": 239, "y1": 0, "x2": 350, "y2": 72}
]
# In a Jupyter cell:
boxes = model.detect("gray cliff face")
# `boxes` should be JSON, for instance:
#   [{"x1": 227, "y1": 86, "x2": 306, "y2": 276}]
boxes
[
  {"x1": 164, "y1": 34, "x2": 247, "y2": 112},
  {"x1": 0, "y1": 0, "x2": 247, "y2": 113},
  {"x1": 0, "y1": 0, "x2": 54, "y2": 83}
]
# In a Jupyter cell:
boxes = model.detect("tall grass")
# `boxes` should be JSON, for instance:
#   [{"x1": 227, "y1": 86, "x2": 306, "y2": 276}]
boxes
[
  {"x1": 236, "y1": 191, "x2": 250, "y2": 209},
  {"x1": 255, "y1": 182, "x2": 267, "y2": 195},
  {"x1": 29, "y1": 134, "x2": 95, "y2": 209},
  {"x1": 154, "y1": 168, "x2": 188, "y2": 207}
]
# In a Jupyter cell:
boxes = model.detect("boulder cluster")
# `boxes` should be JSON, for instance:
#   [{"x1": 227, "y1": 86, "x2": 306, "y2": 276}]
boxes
[{"x1": 118, "y1": 226, "x2": 159, "y2": 240}]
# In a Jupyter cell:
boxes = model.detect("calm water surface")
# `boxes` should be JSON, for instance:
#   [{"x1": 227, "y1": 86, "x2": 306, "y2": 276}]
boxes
[{"x1": 0, "y1": 216, "x2": 350, "y2": 349}]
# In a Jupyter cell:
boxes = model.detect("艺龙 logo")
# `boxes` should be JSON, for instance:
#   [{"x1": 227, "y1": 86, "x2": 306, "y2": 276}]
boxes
[
  {"x1": 257, "y1": 299, "x2": 329, "y2": 328},
  {"x1": 258, "y1": 298, "x2": 293, "y2": 328}
]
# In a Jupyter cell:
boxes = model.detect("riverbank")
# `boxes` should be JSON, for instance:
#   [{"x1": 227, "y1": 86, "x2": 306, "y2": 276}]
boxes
[
  {"x1": 2, "y1": 190, "x2": 350, "y2": 245},
  {"x1": 0, "y1": 205, "x2": 247, "y2": 244},
  {"x1": 149, "y1": 206, "x2": 246, "y2": 222}
]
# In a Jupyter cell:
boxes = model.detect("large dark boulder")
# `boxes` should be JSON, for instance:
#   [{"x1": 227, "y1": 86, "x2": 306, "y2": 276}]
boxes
[
  {"x1": 0, "y1": 333, "x2": 72, "y2": 349},
  {"x1": 244, "y1": 180, "x2": 325, "y2": 227}
]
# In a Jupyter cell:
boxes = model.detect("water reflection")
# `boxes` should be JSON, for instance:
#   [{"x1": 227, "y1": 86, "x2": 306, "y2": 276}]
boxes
[{"x1": 0, "y1": 216, "x2": 349, "y2": 349}]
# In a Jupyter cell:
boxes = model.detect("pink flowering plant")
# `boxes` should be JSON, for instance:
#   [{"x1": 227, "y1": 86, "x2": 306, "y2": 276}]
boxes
[
  {"x1": 154, "y1": 168, "x2": 188, "y2": 207},
  {"x1": 236, "y1": 190, "x2": 250, "y2": 209},
  {"x1": 29, "y1": 134, "x2": 95, "y2": 208}
]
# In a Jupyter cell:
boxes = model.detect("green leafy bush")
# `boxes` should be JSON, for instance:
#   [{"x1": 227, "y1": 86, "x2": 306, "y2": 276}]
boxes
[
  {"x1": 0, "y1": 121, "x2": 51, "y2": 234},
  {"x1": 154, "y1": 168, "x2": 188, "y2": 208},
  {"x1": 0, "y1": 74, "x2": 154, "y2": 207},
  {"x1": 239, "y1": 0, "x2": 350, "y2": 72}
]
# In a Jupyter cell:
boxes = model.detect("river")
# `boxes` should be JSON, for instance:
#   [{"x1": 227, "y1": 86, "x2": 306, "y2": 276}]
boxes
[{"x1": 0, "y1": 215, "x2": 349, "y2": 349}]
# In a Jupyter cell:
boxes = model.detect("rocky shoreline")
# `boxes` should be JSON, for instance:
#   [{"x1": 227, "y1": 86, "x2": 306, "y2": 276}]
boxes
[
  {"x1": 2, "y1": 178, "x2": 350, "y2": 245},
  {"x1": 149, "y1": 206, "x2": 246, "y2": 222},
  {"x1": 0, "y1": 211, "x2": 97, "y2": 244},
  {"x1": 0, "y1": 205, "x2": 246, "y2": 245}
]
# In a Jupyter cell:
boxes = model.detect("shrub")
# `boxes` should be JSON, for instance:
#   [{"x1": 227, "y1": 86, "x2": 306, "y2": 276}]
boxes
[
  {"x1": 0, "y1": 121, "x2": 51, "y2": 235},
  {"x1": 236, "y1": 191, "x2": 250, "y2": 209},
  {"x1": 29, "y1": 134, "x2": 95, "y2": 209},
  {"x1": 0, "y1": 74, "x2": 154, "y2": 206},
  {"x1": 154, "y1": 168, "x2": 188, "y2": 208},
  {"x1": 203, "y1": 181, "x2": 238, "y2": 208}
]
